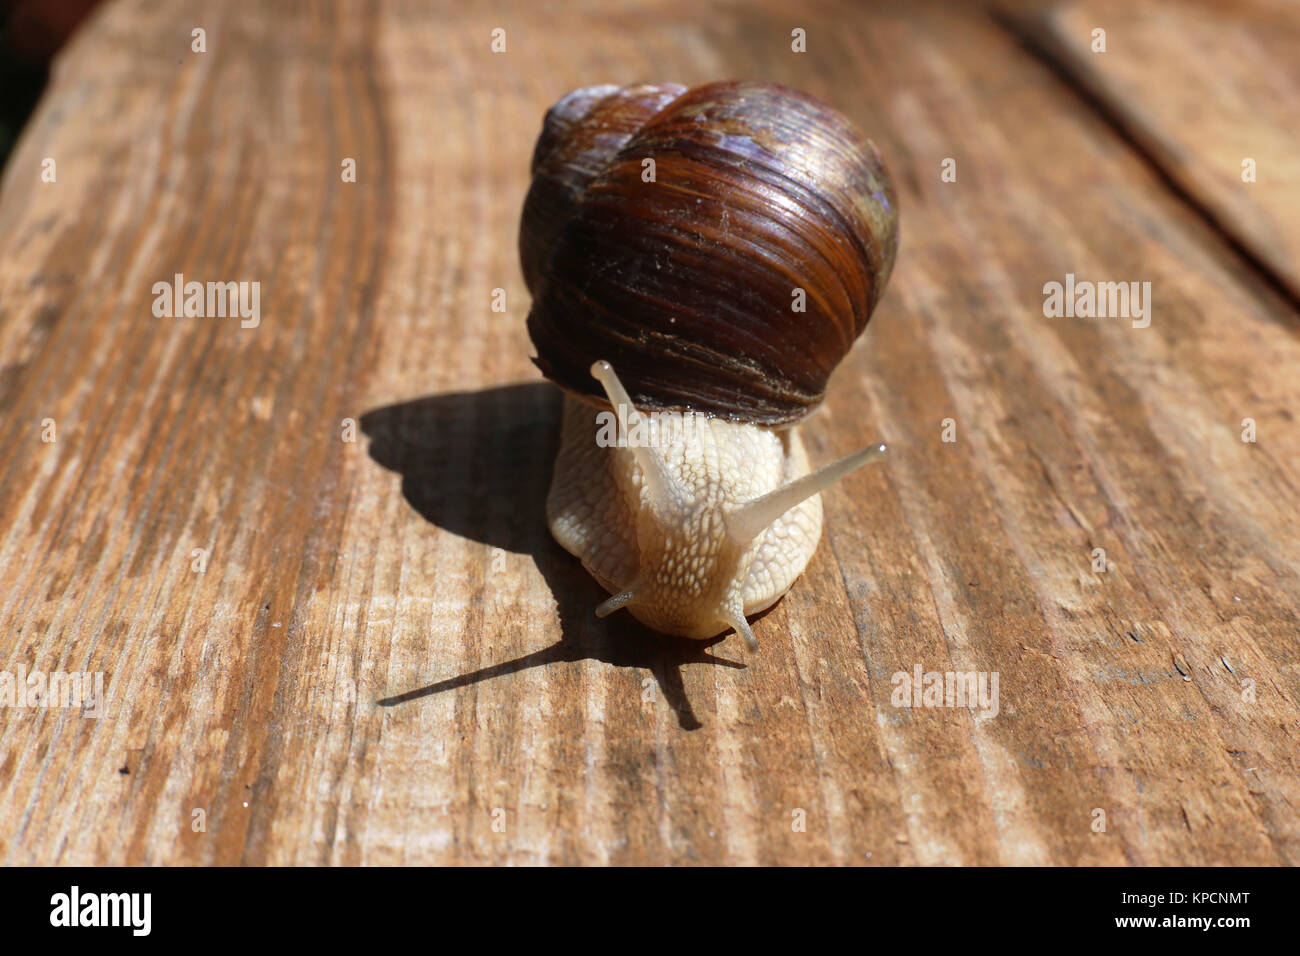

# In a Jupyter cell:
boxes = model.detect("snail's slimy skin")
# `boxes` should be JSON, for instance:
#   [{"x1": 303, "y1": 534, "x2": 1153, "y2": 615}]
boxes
[{"x1": 547, "y1": 361, "x2": 885, "y2": 649}]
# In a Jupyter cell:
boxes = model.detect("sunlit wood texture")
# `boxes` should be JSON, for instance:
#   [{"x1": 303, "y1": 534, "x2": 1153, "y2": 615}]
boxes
[
  {"x1": 0, "y1": 0, "x2": 1296, "y2": 865},
  {"x1": 1009, "y1": 0, "x2": 1300, "y2": 301}
]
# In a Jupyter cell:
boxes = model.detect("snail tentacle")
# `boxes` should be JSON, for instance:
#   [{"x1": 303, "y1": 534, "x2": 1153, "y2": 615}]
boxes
[
  {"x1": 724, "y1": 442, "x2": 888, "y2": 546},
  {"x1": 595, "y1": 585, "x2": 640, "y2": 619},
  {"x1": 725, "y1": 607, "x2": 760, "y2": 652},
  {"x1": 589, "y1": 359, "x2": 689, "y2": 518}
]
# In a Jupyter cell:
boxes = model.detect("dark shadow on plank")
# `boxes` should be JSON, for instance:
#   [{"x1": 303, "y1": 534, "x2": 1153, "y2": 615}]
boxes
[{"x1": 360, "y1": 382, "x2": 745, "y2": 730}]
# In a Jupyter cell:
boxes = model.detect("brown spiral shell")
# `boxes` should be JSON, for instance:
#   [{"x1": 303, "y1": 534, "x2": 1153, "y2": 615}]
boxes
[{"x1": 520, "y1": 80, "x2": 899, "y2": 425}]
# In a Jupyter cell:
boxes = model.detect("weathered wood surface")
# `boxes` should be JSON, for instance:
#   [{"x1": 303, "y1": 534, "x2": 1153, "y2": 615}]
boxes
[
  {"x1": 1010, "y1": 0, "x2": 1300, "y2": 302},
  {"x1": 1, "y1": 0, "x2": 1297, "y2": 865}
]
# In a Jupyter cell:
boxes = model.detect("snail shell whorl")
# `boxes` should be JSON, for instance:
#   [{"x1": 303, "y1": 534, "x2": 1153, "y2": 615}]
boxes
[
  {"x1": 521, "y1": 80, "x2": 899, "y2": 425},
  {"x1": 519, "y1": 83, "x2": 688, "y2": 294}
]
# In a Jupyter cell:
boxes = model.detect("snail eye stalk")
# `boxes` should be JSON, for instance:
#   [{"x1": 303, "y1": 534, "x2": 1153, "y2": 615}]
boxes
[{"x1": 723, "y1": 443, "x2": 888, "y2": 546}]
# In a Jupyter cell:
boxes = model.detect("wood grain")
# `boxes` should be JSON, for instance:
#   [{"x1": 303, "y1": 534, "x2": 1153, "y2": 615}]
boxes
[
  {"x1": 0, "y1": 0, "x2": 1297, "y2": 865},
  {"x1": 1009, "y1": 0, "x2": 1300, "y2": 302}
]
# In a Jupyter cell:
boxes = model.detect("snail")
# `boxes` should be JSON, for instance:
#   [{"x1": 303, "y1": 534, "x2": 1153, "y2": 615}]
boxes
[{"x1": 519, "y1": 80, "x2": 898, "y2": 651}]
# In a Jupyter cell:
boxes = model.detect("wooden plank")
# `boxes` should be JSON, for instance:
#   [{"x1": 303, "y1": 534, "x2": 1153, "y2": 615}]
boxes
[
  {"x1": 1008, "y1": 0, "x2": 1300, "y2": 301},
  {"x1": 1, "y1": 0, "x2": 1297, "y2": 865}
]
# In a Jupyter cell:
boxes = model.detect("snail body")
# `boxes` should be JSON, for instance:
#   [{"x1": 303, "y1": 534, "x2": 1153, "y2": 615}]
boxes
[{"x1": 520, "y1": 81, "x2": 898, "y2": 650}]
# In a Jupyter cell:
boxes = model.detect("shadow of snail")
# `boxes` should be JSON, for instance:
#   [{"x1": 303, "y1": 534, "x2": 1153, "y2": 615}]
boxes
[{"x1": 360, "y1": 384, "x2": 752, "y2": 731}]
